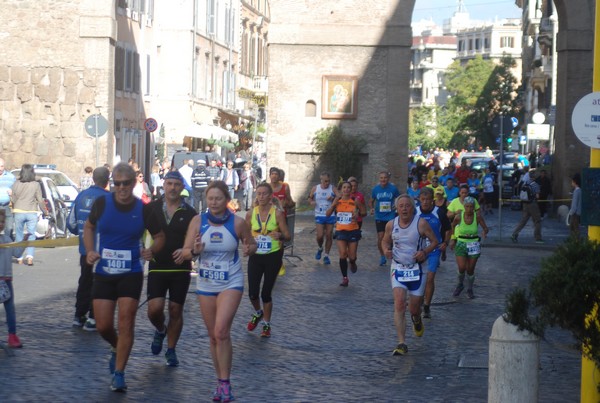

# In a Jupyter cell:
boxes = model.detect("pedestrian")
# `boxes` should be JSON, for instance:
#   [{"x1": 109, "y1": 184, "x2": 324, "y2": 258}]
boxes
[
  {"x1": 535, "y1": 169, "x2": 552, "y2": 218},
  {"x1": 150, "y1": 165, "x2": 162, "y2": 198},
  {"x1": 466, "y1": 170, "x2": 481, "y2": 199},
  {"x1": 66, "y1": 166, "x2": 111, "y2": 331},
  {"x1": 220, "y1": 160, "x2": 239, "y2": 200},
  {"x1": 79, "y1": 166, "x2": 94, "y2": 191},
  {"x1": 0, "y1": 158, "x2": 16, "y2": 240},
  {"x1": 83, "y1": 162, "x2": 165, "y2": 392},
  {"x1": 417, "y1": 188, "x2": 451, "y2": 318},
  {"x1": 244, "y1": 182, "x2": 290, "y2": 338},
  {"x1": 146, "y1": 170, "x2": 197, "y2": 367},
  {"x1": 382, "y1": 195, "x2": 438, "y2": 356},
  {"x1": 511, "y1": 169, "x2": 544, "y2": 244},
  {"x1": 370, "y1": 171, "x2": 401, "y2": 266},
  {"x1": 348, "y1": 176, "x2": 366, "y2": 229},
  {"x1": 181, "y1": 180, "x2": 256, "y2": 402},
  {"x1": 444, "y1": 177, "x2": 459, "y2": 203},
  {"x1": 206, "y1": 159, "x2": 222, "y2": 182},
  {"x1": 308, "y1": 172, "x2": 338, "y2": 265},
  {"x1": 326, "y1": 181, "x2": 366, "y2": 287},
  {"x1": 449, "y1": 196, "x2": 489, "y2": 299},
  {"x1": 178, "y1": 159, "x2": 195, "y2": 207},
  {"x1": 568, "y1": 173, "x2": 582, "y2": 237},
  {"x1": 407, "y1": 177, "x2": 421, "y2": 205},
  {"x1": 427, "y1": 175, "x2": 447, "y2": 199},
  {"x1": 239, "y1": 162, "x2": 256, "y2": 211},
  {"x1": 191, "y1": 159, "x2": 210, "y2": 212},
  {"x1": 0, "y1": 209, "x2": 25, "y2": 348},
  {"x1": 11, "y1": 164, "x2": 49, "y2": 266},
  {"x1": 481, "y1": 168, "x2": 495, "y2": 215},
  {"x1": 133, "y1": 170, "x2": 152, "y2": 204}
]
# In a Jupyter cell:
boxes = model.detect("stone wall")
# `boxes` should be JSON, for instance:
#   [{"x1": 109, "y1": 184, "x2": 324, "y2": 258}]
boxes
[
  {"x1": 0, "y1": 0, "x2": 115, "y2": 179},
  {"x1": 267, "y1": 0, "x2": 413, "y2": 205}
]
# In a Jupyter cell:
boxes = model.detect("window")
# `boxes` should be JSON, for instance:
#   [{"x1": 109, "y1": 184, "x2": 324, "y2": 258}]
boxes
[
  {"x1": 125, "y1": 49, "x2": 133, "y2": 91},
  {"x1": 458, "y1": 40, "x2": 464, "y2": 52},
  {"x1": 207, "y1": 0, "x2": 215, "y2": 35},
  {"x1": 115, "y1": 46, "x2": 125, "y2": 91},
  {"x1": 133, "y1": 52, "x2": 140, "y2": 94},
  {"x1": 484, "y1": 37, "x2": 490, "y2": 49},
  {"x1": 475, "y1": 38, "x2": 480, "y2": 50},
  {"x1": 305, "y1": 100, "x2": 316, "y2": 117},
  {"x1": 500, "y1": 36, "x2": 514, "y2": 48},
  {"x1": 145, "y1": 54, "x2": 151, "y2": 95}
]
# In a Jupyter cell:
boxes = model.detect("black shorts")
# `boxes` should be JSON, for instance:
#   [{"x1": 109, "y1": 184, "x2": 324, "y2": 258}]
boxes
[
  {"x1": 375, "y1": 220, "x2": 390, "y2": 233},
  {"x1": 147, "y1": 271, "x2": 191, "y2": 305},
  {"x1": 484, "y1": 192, "x2": 495, "y2": 204},
  {"x1": 92, "y1": 272, "x2": 144, "y2": 301},
  {"x1": 335, "y1": 229, "x2": 362, "y2": 242}
]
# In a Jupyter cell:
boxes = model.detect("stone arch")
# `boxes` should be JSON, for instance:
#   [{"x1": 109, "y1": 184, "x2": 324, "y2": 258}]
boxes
[{"x1": 266, "y1": 0, "x2": 594, "y2": 202}]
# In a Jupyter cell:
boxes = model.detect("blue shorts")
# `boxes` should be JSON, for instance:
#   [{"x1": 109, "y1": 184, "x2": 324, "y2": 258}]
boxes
[
  {"x1": 335, "y1": 229, "x2": 362, "y2": 242},
  {"x1": 424, "y1": 251, "x2": 441, "y2": 273},
  {"x1": 315, "y1": 215, "x2": 336, "y2": 225}
]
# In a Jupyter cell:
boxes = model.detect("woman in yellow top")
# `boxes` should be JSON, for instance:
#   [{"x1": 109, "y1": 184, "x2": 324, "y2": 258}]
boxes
[
  {"x1": 449, "y1": 196, "x2": 489, "y2": 299},
  {"x1": 244, "y1": 182, "x2": 290, "y2": 337},
  {"x1": 326, "y1": 181, "x2": 366, "y2": 287}
]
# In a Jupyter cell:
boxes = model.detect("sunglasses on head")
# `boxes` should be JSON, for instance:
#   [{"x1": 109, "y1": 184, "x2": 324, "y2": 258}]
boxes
[{"x1": 113, "y1": 179, "x2": 133, "y2": 187}]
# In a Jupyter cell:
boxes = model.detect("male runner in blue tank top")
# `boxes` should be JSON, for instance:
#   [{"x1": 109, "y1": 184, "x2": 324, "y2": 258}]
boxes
[
  {"x1": 84, "y1": 163, "x2": 165, "y2": 392},
  {"x1": 370, "y1": 171, "x2": 400, "y2": 266}
]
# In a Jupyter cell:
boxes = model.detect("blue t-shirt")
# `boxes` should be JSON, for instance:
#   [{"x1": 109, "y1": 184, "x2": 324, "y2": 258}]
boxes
[
  {"x1": 67, "y1": 185, "x2": 110, "y2": 255},
  {"x1": 445, "y1": 186, "x2": 460, "y2": 202},
  {"x1": 371, "y1": 183, "x2": 400, "y2": 222}
]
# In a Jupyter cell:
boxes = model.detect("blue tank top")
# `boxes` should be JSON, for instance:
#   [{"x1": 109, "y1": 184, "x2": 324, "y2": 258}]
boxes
[
  {"x1": 96, "y1": 195, "x2": 145, "y2": 275},
  {"x1": 416, "y1": 206, "x2": 442, "y2": 253}
]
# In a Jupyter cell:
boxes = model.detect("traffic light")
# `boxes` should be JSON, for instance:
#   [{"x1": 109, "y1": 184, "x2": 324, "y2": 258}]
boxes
[{"x1": 506, "y1": 137, "x2": 513, "y2": 144}]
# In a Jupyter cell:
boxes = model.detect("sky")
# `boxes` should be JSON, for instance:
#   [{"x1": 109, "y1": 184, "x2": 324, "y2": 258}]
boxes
[{"x1": 412, "y1": 0, "x2": 522, "y2": 26}]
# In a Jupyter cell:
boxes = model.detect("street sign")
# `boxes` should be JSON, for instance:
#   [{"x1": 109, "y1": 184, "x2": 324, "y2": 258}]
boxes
[
  {"x1": 571, "y1": 92, "x2": 600, "y2": 148},
  {"x1": 85, "y1": 114, "x2": 108, "y2": 138},
  {"x1": 144, "y1": 118, "x2": 158, "y2": 132},
  {"x1": 511, "y1": 117, "x2": 519, "y2": 128},
  {"x1": 527, "y1": 123, "x2": 550, "y2": 140},
  {"x1": 492, "y1": 115, "x2": 514, "y2": 136}
]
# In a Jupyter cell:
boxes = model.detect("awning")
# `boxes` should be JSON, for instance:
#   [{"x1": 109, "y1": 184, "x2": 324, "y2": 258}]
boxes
[{"x1": 186, "y1": 123, "x2": 237, "y2": 142}]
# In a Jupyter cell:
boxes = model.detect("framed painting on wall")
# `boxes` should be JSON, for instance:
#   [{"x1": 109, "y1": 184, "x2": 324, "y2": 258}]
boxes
[{"x1": 322, "y1": 75, "x2": 358, "y2": 119}]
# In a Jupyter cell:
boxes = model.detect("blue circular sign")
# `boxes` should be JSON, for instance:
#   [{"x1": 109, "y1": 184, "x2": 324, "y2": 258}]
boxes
[
  {"x1": 144, "y1": 118, "x2": 158, "y2": 132},
  {"x1": 511, "y1": 117, "x2": 519, "y2": 128}
]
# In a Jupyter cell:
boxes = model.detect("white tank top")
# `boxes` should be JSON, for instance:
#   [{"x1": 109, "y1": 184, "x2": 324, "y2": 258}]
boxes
[
  {"x1": 314, "y1": 184, "x2": 335, "y2": 217},
  {"x1": 391, "y1": 215, "x2": 422, "y2": 265}
]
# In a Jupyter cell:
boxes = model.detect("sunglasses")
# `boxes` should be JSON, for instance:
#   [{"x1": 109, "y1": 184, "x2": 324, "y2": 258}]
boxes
[{"x1": 113, "y1": 179, "x2": 133, "y2": 187}]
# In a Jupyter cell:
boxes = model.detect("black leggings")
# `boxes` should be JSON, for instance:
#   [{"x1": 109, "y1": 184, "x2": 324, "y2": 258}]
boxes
[{"x1": 247, "y1": 249, "x2": 284, "y2": 304}]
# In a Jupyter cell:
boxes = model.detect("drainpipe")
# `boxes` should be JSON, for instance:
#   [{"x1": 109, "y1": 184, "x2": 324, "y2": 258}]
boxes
[{"x1": 191, "y1": 0, "x2": 198, "y2": 96}]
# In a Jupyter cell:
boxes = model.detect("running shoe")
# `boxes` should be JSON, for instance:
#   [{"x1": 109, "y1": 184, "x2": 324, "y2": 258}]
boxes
[
  {"x1": 315, "y1": 248, "x2": 323, "y2": 260},
  {"x1": 212, "y1": 384, "x2": 223, "y2": 402},
  {"x1": 72, "y1": 315, "x2": 86, "y2": 328},
  {"x1": 278, "y1": 264, "x2": 286, "y2": 276},
  {"x1": 453, "y1": 284, "x2": 464, "y2": 297},
  {"x1": 110, "y1": 371, "x2": 127, "y2": 392},
  {"x1": 511, "y1": 234, "x2": 518, "y2": 243},
  {"x1": 247, "y1": 311, "x2": 263, "y2": 331},
  {"x1": 422, "y1": 305, "x2": 431, "y2": 319},
  {"x1": 261, "y1": 324, "x2": 271, "y2": 338},
  {"x1": 83, "y1": 318, "x2": 96, "y2": 331},
  {"x1": 467, "y1": 289, "x2": 475, "y2": 299},
  {"x1": 340, "y1": 277, "x2": 349, "y2": 287},
  {"x1": 412, "y1": 315, "x2": 424, "y2": 337},
  {"x1": 323, "y1": 256, "x2": 331, "y2": 265},
  {"x1": 392, "y1": 343, "x2": 408, "y2": 356},
  {"x1": 165, "y1": 348, "x2": 179, "y2": 367},
  {"x1": 350, "y1": 261, "x2": 357, "y2": 273},
  {"x1": 379, "y1": 255, "x2": 387, "y2": 266},
  {"x1": 8, "y1": 333, "x2": 22, "y2": 348},
  {"x1": 151, "y1": 329, "x2": 166, "y2": 355},
  {"x1": 221, "y1": 383, "x2": 235, "y2": 403},
  {"x1": 109, "y1": 348, "x2": 116, "y2": 374}
]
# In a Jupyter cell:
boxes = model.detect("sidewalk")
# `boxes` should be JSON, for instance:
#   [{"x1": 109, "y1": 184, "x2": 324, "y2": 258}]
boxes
[{"x1": 0, "y1": 206, "x2": 581, "y2": 402}]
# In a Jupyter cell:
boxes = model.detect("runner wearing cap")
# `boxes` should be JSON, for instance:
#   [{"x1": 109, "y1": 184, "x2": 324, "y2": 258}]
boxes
[{"x1": 191, "y1": 159, "x2": 209, "y2": 212}]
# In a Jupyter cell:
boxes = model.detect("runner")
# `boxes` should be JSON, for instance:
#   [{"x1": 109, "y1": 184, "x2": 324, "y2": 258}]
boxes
[
  {"x1": 449, "y1": 196, "x2": 489, "y2": 299},
  {"x1": 326, "y1": 181, "x2": 366, "y2": 287},
  {"x1": 382, "y1": 194, "x2": 438, "y2": 356},
  {"x1": 308, "y1": 172, "x2": 338, "y2": 265},
  {"x1": 416, "y1": 188, "x2": 451, "y2": 318},
  {"x1": 447, "y1": 184, "x2": 480, "y2": 221},
  {"x1": 269, "y1": 167, "x2": 295, "y2": 217},
  {"x1": 347, "y1": 176, "x2": 366, "y2": 229},
  {"x1": 181, "y1": 181, "x2": 256, "y2": 402},
  {"x1": 245, "y1": 182, "x2": 290, "y2": 337},
  {"x1": 83, "y1": 162, "x2": 165, "y2": 392},
  {"x1": 146, "y1": 170, "x2": 197, "y2": 367},
  {"x1": 370, "y1": 171, "x2": 400, "y2": 266}
]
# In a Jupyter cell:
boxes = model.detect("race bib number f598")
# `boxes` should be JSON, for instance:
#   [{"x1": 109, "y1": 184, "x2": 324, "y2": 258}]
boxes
[
  {"x1": 199, "y1": 260, "x2": 230, "y2": 281},
  {"x1": 101, "y1": 248, "x2": 132, "y2": 274}
]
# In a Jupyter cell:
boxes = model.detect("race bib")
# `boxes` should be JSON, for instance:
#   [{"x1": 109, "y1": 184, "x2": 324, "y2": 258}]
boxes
[
  {"x1": 199, "y1": 260, "x2": 230, "y2": 281},
  {"x1": 101, "y1": 248, "x2": 132, "y2": 274},
  {"x1": 336, "y1": 211, "x2": 352, "y2": 225},
  {"x1": 255, "y1": 235, "x2": 273, "y2": 254},
  {"x1": 380, "y1": 201, "x2": 392, "y2": 213},
  {"x1": 467, "y1": 241, "x2": 481, "y2": 256},
  {"x1": 392, "y1": 262, "x2": 420, "y2": 282},
  {"x1": 469, "y1": 186, "x2": 477, "y2": 194},
  {"x1": 316, "y1": 202, "x2": 329, "y2": 215}
]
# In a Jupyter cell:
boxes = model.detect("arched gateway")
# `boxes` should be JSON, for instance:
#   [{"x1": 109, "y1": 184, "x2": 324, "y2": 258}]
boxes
[{"x1": 266, "y1": 0, "x2": 596, "y2": 203}]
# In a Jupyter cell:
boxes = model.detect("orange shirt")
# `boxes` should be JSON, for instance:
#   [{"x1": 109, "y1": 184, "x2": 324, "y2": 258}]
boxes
[{"x1": 335, "y1": 198, "x2": 359, "y2": 231}]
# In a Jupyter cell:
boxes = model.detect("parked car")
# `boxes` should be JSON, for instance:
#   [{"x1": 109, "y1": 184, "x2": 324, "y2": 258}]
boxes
[
  {"x1": 11, "y1": 164, "x2": 79, "y2": 208},
  {"x1": 35, "y1": 177, "x2": 70, "y2": 239},
  {"x1": 171, "y1": 151, "x2": 211, "y2": 170},
  {"x1": 495, "y1": 153, "x2": 523, "y2": 201},
  {"x1": 468, "y1": 157, "x2": 495, "y2": 172}
]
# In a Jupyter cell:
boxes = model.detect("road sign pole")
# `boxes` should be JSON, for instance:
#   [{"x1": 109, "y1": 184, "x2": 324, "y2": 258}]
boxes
[
  {"x1": 498, "y1": 116, "x2": 504, "y2": 240},
  {"x1": 94, "y1": 114, "x2": 99, "y2": 168}
]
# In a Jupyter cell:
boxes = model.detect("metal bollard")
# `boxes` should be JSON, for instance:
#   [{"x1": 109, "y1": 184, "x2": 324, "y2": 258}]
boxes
[{"x1": 488, "y1": 315, "x2": 540, "y2": 403}]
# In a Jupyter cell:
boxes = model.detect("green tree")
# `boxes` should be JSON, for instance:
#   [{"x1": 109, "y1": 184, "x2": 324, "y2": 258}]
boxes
[
  {"x1": 311, "y1": 126, "x2": 367, "y2": 181},
  {"x1": 445, "y1": 55, "x2": 521, "y2": 148}
]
